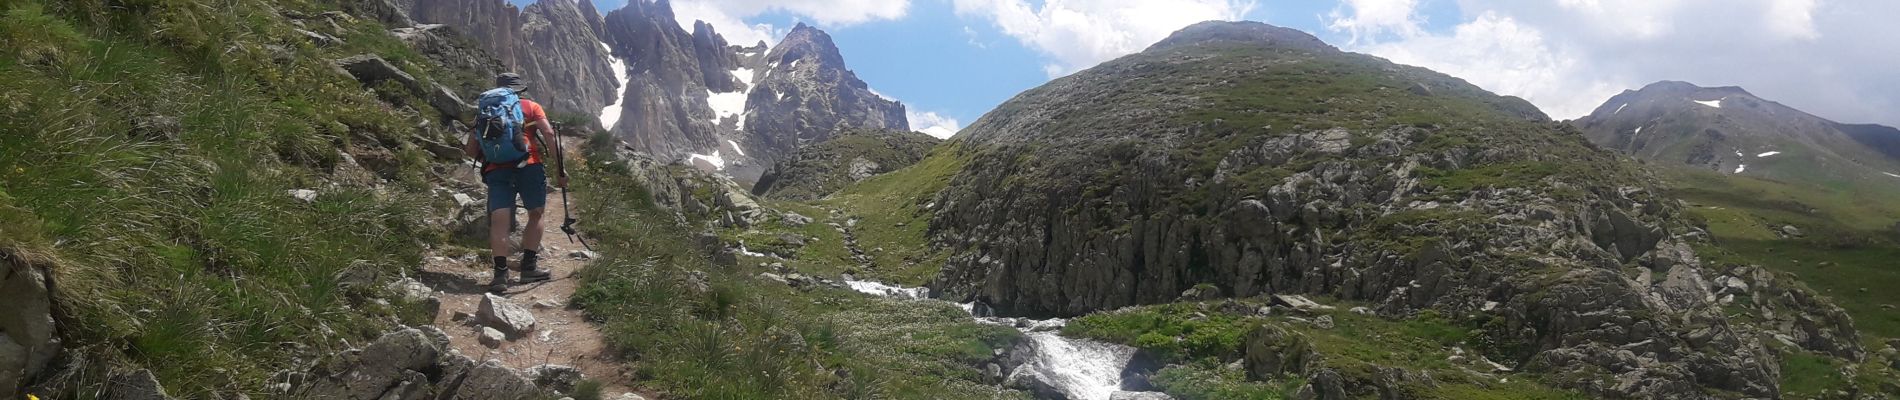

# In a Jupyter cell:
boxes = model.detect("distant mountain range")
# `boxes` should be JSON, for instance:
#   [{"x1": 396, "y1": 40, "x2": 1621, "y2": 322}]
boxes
[
  {"x1": 398, "y1": 0, "x2": 907, "y2": 183},
  {"x1": 1574, "y1": 81, "x2": 1900, "y2": 187}
]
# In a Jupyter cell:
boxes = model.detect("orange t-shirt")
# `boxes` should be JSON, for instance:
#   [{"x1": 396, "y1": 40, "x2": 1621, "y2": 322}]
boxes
[{"x1": 482, "y1": 99, "x2": 548, "y2": 173}]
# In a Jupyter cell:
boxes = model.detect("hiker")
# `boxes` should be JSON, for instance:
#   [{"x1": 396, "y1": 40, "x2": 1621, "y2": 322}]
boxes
[{"x1": 465, "y1": 73, "x2": 569, "y2": 293}]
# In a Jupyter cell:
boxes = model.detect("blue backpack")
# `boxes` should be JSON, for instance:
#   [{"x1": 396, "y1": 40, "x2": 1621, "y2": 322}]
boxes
[{"x1": 475, "y1": 88, "x2": 530, "y2": 165}]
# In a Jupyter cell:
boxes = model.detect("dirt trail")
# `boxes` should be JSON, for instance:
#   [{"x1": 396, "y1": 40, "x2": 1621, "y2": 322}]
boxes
[{"x1": 416, "y1": 186, "x2": 652, "y2": 399}]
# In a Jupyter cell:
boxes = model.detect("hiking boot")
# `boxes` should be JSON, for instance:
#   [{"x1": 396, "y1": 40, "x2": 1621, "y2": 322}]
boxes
[
  {"x1": 488, "y1": 256, "x2": 510, "y2": 293},
  {"x1": 518, "y1": 250, "x2": 551, "y2": 283}
]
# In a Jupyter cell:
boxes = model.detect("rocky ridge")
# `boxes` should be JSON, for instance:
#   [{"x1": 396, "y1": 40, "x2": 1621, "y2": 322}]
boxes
[
  {"x1": 751, "y1": 128, "x2": 942, "y2": 200},
  {"x1": 924, "y1": 21, "x2": 1865, "y2": 398},
  {"x1": 403, "y1": 0, "x2": 620, "y2": 115}
]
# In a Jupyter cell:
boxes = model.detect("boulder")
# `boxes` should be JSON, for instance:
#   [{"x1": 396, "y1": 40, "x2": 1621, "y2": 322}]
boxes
[
  {"x1": 426, "y1": 83, "x2": 473, "y2": 121},
  {"x1": 478, "y1": 293, "x2": 537, "y2": 338},
  {"x1": 1270, "y1": 294, "x2": 1335, "y2": 312},
  {"x1": 104, "y1": 369, "x2": 175, "y2": 400},
  {"x1": 334, "y1": 54, "x2": 421, "y2": 92},
  {"x1": 526, "y1": 364, "x2": 583, "y2": 394},
  {"x1": 387, "y1": 277, "x2": 439, "y2": 316},
  {"x1": 1003, "y1": 367, "x2": 1065, "y2": 399},
  {"x1": 301, "y1": 328, "x2": 443, "y2": 399},
  {"x1": 479, "y1": 327, "x2": 505, "y2": 348},
  {"x1": 1109, "y1": 392, "x2": 1174, "y2": 400},
  {"x1": 1243, "y1": 324, "x2": 1315, "y2": 381},
  {"x1": 1, "y1": 257, "x2": 60, "y2": 400},
  {"x1": 781, "y1": 212, "x2": 813, "y2": 227},
  {"x1": 448, "y1": 361, "x2": 543, "y2": 400}
]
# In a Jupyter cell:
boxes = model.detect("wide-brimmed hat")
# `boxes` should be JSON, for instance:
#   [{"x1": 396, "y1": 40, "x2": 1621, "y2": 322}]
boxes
[{"x1": 496, "y1": 73, "x2": 529, "y2": 92}]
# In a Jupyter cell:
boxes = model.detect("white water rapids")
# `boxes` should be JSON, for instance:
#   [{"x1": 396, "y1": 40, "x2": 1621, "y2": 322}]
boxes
[{"x1": 845, "y1": 280, "x2": 1140, "y2": 400}]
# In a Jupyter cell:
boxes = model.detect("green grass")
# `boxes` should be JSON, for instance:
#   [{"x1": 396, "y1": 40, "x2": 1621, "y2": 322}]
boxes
[
  {"x1": 1062, "y1": 299, "x2": 1582, "y2": 399},
  {"x1": 1666, "y1": 168, "x2": 1900, "y2": 339},
  {"x1": 1779, "y1": 351, "x2": 1851, "y2": 397},
  {"x1": 1150, "y1": 362, "x2": 1301, "y2": 400},
  {"x1": 0, "y1": 0, "x2": 496, "y2": 396},
  {"x1": 812, "y1": 143, "x2": 972, "y2": 285},
  {"x1": 570, "y1": 143, "x2": 1027, "y2": 399}
]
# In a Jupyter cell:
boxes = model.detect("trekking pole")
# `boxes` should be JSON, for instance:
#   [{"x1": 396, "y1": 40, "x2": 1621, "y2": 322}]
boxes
[{"x1": 552, "y1": 130, "x2": 595, "y2": 252}]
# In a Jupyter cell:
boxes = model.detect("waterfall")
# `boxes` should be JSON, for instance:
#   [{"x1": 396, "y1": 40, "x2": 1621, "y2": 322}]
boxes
[{"x1": 845, "y1": 280, "x2": 1145, "y2": 400}]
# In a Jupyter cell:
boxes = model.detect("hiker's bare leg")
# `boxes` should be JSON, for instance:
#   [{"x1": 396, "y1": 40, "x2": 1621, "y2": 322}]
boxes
[
  {"x1": 489, "y1": 208, "x2": 513, "y2": 258},
  {"x1": 522, "y1": 207, "x2": 546, "y2": 253}
]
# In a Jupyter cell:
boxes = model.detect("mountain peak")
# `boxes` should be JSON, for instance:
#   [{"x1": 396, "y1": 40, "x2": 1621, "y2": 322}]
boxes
[
  {"x1": 769, "y1": 23, "x2": 845, "y2": 67},
  {"x1": 1635, "y1": 80, "x2": 1754, "y2": 97},
  {"x1": 1147, "y1": 21, "x2": 1335, "y2": 53}
]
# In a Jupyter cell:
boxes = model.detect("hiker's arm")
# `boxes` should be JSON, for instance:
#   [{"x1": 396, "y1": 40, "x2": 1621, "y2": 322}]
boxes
[{"x1": 463, "y1": 131, "x2": 481, "y2": 160}]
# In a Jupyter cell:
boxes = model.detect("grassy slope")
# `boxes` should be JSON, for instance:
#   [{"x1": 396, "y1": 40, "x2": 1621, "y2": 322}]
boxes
[
  {"x1": 1064, "y1": 300, "x2": 1584, "y2": 400},
  {"x1": 571, "y1": 140, "x2": 1025, "y2": 399},
  {"x1": 1662, "y1": 168, "x2": 1900, "y2": 396},
  {"x1": 1, "y1": 0, "x2": 479, "y2": 396}
]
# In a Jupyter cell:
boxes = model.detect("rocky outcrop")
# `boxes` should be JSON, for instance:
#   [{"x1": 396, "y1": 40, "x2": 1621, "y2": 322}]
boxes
[
  {"x1": 292, "y1": 327, "x2": 556, "y2": 399},
  {"x1": 926, "y1": 21, "x2": 1802, "y2": 398},
  {"x1": 599, "y1": 1, "x2": 726, "y2": 167},
  {"x1": 404, "y1": 0, "x2": 618, "y2": 115},
  {"x1": 751, "y1": 128, "x2": 942, "y2": 200},
  {"x1": 693, "y1": 20, "x2": 744, "y2": 93},
  {"x1": 741, "y1": 23, "x2": 908, "y2": 166},
  {"x1": 1, "y1": 251, "x2": 60, "y2": 399}
]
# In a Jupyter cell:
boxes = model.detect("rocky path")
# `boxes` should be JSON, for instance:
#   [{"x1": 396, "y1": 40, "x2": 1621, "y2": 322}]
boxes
[{"x1": 415, "y1": 190, "x2": 651, "y2": 399}]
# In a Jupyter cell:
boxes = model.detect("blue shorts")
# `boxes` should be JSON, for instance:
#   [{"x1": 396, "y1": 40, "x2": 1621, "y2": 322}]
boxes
[{"x1": 484, "y1": 163, "x2": 548, "y2": 212}]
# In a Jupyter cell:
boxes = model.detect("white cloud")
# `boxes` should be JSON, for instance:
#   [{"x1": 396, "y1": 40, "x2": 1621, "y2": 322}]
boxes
[
  {"x1": 953, "y1": 0, "x2": 1256, "y2": 77},
  {"x1": 909, "y1": 110, "x2": 963, "y2": 139},
  {"x1": 670, "y1": 0, "x2": 912, "y2": 46},
  {"x1": 1765, "y1": 0, "x2": 1820, "y2": 40},
  {"x1": 1333, "y1": 0, "x2": 1900, "y2": 125},
  {"x1": 1359, "y1": 12, "x2": 1621, "y2": 119},
  {"x1": 1326, "y1": 0, "x2": 1424, "y2": 43}
]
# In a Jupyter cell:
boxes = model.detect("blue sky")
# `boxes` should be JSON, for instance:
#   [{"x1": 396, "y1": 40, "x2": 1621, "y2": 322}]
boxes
[{"x1": 520, "y1": 0, "x2": 1900, "y2": 135}]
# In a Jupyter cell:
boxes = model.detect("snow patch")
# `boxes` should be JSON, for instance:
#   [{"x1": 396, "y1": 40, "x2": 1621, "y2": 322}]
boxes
[
  {"x1": 707, "y1": 90, "x2": 749, "y2": 127},
  {"x1": 1634, "y1": 126, "x2": 1644, "y2": 135},
  {"x1": 1757, "y1": 151, "x2": 1781, "y2": 157},
  {"x1": 727, "y1": 139, "x2": 746, "y2": 157},
  {"x1": 1734, "y1": 164, "x2": 1747, "y2": 174},
  {"x1": 688, "y1": 150, "x2": 726, "y2": 170},
  {"x1": 731, "y1": 68, "x2": 755, "y2": 88},
  {"x1": 1613, "y1": 103, "x2": 1628, "y2": 114},
  {"x1": 1886, "y1": 172, "x2": 1900, "y2": 178},
  {"x1": 1695, "y1": 98, "x2": 1725, "y2": 108},
  {"x1": 597, "y1": 42, "x2": 632, "y2": 131},
  {"x1": 788, "y1": 59, "x2": 801, "y2": 69}
]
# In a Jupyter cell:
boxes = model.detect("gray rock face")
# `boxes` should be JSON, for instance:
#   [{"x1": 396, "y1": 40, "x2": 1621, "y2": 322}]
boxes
[
  {"x1": 404, "y1": 0, "x2": 618, "y2": 115},
  {"x1": 393, "y1": 24, "x2": 506, "y2": 103},
  {"x1": 478, "y1": 293, "x2": 537, "y2": 338},
  {"x1": 741, "y1": 24, "x2": 908, "y2": 167},
  {"x1": 1, "y1": 256, "x2": 60, "y2": 399},
  {"x1": 336, "y1": 54, "x2": 422, "y2": 92},
  {"x1": 926, "y1": 20, "x2": 1795, "y2": 398},
  {"x1": 598, "y1": 1, "x2": 730, "y2": 172}
]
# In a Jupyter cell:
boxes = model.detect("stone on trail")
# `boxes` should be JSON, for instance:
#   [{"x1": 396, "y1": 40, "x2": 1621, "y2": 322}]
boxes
[
  {"x1": 1110, "y1": 391, "x2": 1174, "y2": 400},
  {"x1": 479, "y1": 327, "x2": 506, "y2": 348},
  {"x1": 478, "y1": 293, "x2": 537, "y2": 338}
]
